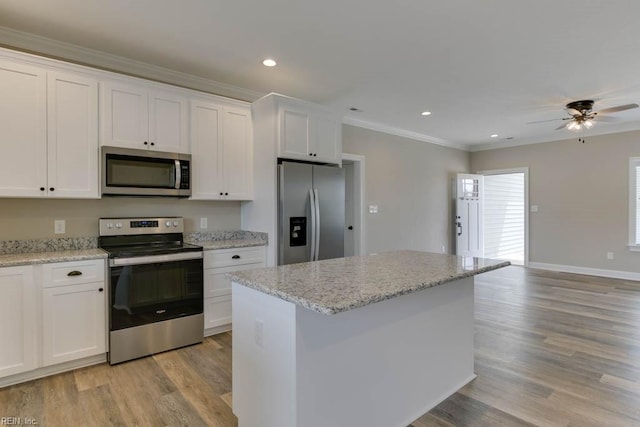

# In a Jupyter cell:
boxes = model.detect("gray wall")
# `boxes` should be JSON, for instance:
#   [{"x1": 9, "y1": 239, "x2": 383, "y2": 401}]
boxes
[
  {"x1": 0, "y1": 198, "x2": 240, "y2": 239},
  {"x1": 343, "y1": 125, "x2": 470, "y2": 255},
  {"x1": 471, "y1": 130, "x2": 640, "y2": 272}
]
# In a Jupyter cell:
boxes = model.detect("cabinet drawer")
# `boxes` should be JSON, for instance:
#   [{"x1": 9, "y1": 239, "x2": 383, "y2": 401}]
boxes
[
  {"x1": 42, "y1": 259, "x2": 105, "y2": 288},
  {"x1": 204, "y1": 246, "x2": 266, "y2": 268}
]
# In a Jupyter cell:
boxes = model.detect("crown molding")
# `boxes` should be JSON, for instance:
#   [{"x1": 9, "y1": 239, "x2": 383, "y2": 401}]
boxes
[
  {"x1": 342, "y1": 117, "x2": 469, "y2": 151},
  {"x1": 0, "y1": 26, "x2": 264, "y2": 102}
]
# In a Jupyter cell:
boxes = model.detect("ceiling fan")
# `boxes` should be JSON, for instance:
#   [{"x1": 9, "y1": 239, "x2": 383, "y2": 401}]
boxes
[{"x1": 528, "y1": 99, "x2": 639, "y2": 131}]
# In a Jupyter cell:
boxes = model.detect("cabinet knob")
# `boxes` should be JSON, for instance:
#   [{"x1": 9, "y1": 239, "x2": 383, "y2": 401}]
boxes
[
  {"x1": 50, "y1": 187, "x2": 55, "y2": 191},
  {"x1": 348, "y1": 226, "x2": 353, "y2": 230},
  {"x1": 67, "y1": 270, "x2": 82, "y2": 277},
  {"x1": 144, "y1": 141, "x2": 148, "y2": 145},
  {"x1": 313, "y1": 154, "x2": 317, "y2": 157},
  {"x1": 232, "y1": 255, "x2": 241, "y2": 259},
  {"x1": 98, "y1": 288, "x2": 104, "y2": 292},
  {"x1": 150, "y1": 142, "x2": 155, "y2": 146},
  {"x1": 225, "y1": 192, "x2": 229, "y2": 196},
  {"x1": 309, "y1": 153, "x2": 313, "y2": 156},
  {"x1": 40, "y1": 187, "x2": 45, "y2": 191},
  {"x1": 219, "y1": 192, "x2": 224, "y2": 196}
]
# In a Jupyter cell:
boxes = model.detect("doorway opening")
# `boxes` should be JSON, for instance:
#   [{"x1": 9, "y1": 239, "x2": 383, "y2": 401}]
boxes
[
  {"x1": 480, "y1": 168, "x2": 528, "y2": 266},
  {"x1": 343, "y1": 153, "x2": 366, "y2": 256}
]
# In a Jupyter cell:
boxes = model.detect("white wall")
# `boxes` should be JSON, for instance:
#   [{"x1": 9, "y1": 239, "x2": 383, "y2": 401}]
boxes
[
  {"x1": 471, "y1": 130, "x2": 640, "y2": 273},
  {"x1": 342, "y1": 125, "x2": 469, "y2": 255}
]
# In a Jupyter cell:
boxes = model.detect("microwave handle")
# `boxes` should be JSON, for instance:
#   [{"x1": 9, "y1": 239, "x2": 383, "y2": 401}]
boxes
[{"x1": 174, "y1": 160, "x2": 181, "y2": 189}]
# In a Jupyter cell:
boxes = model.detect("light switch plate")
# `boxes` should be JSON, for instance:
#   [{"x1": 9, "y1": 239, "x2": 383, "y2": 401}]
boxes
[
  {"x1": 200, "y1": 217, "x2": 208, "y2": 229},
  {"x1": 369, "y1": 205, "x2": 378, "y2": 214},
  {"x1": 530, "y1": 205, "x2": 539, "y2": 213}
]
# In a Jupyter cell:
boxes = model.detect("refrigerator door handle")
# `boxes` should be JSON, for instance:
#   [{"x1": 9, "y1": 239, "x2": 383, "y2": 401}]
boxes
[
  {"x1": 314, "y1": 188, "x2": 320, "y2": 261},
  {"x1": 309, "y1": 188, "x2": 317, "y2": 262}
]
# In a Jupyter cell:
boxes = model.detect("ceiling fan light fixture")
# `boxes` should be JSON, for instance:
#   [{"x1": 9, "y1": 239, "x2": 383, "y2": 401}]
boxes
[{"x1": 584, "y1": 119, "x2": 594, "y2": 129}]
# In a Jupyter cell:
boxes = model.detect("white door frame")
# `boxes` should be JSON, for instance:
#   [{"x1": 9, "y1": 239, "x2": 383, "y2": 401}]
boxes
[
  {"x1": 477, "y1": 167, "x2": 529, "y2": 266},
  {"x1": 342, "y1": 153, "x2": 366, "y2": 256}
]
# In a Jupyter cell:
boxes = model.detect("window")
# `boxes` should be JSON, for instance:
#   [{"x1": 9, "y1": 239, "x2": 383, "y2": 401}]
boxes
[{"x1": 629, "y1": 158, "x2": 640, "y2": 250}]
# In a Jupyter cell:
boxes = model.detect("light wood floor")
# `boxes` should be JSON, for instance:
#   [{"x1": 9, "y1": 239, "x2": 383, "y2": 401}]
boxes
[{"x1": 2, "y1": 266, "x2": 640, "y2": 426}]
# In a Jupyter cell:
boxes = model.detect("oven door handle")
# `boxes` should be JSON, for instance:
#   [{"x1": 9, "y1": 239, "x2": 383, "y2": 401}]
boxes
[{"x1": 109, "y1": 251, "x2": 203, "y2": 267}]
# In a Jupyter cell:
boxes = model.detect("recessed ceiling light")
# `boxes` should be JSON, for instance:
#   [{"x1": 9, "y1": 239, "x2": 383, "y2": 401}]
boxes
[
  {"x1": 262, "y1": 58, "x2": 277, "y2": 67},
  {"x1": 490, "y1": 134, "x2": 499, "y2": 138},
  {"x1": 421, "y1": 111, "x2": 432, "y2": 116}
]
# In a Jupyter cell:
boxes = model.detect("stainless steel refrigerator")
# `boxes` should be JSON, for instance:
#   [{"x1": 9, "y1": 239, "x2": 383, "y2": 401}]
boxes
[{"x1": 278, "y1": 161, "x2": 345, "y2": 265}]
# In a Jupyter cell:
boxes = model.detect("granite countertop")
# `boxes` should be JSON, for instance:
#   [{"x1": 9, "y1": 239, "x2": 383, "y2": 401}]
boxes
[
  {"x1": 0, "y1": 230, "x2": 267, "y2": 268},
  {"x1": 227, "y1": 250, "x2": 510, "y2": 315},
  {"x1": 0, "y1": 248, "x2": 108, "y2": 268}
]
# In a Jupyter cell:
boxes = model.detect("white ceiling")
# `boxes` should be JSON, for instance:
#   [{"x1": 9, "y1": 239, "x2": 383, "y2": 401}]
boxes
[{"x1": 1, "y1": 0, "x2": 640, "y2": 150}]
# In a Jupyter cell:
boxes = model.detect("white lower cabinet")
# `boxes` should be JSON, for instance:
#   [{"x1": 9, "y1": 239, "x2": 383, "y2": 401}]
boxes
[
  {"x1": 0, "y1": 266, "x2": 37, "y2": 378},
  {"x1": 0, "y1": 259, "x2": 107, "y2": 384},
  {"x1": 204, "y1": 246, "x2": 266, "y2": 335},
  {"x1": 41, "y1": 260, "x2": 106, "y2": 366}
]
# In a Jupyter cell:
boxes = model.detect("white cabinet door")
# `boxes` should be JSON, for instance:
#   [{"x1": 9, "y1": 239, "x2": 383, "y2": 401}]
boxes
[
  {"x1": 101, "y1": 82, "x2": 149, "y2": 150},
  {"x1": 42, "y1": 281, "x2": 106, "y2": 366},
  {"x1": 190, "y1": 100, "x2": 253, "y2": 200},
  {"x1": 190, "y1": 99, "x2": 223, "y2": 199},
  {"x1": 47, "y1": 72, "x2": 99, "y2": 198},
  {"x1": 0, "y1": 266, "x2": 37, "y2": 377},
  {"x1": 280, "y1": 106, "x2": 311, "y2": 160},
  {"x1": 0, "y1": 60, "x2": 47, "y2": 197},
  {"x1": 313, "y1": 113, "x2": 341, "y2": 164},
  {"x1": 277, "y1": 96, "x2": 341, "y2": 165},
  {"x1": 222, "y1": 106, "x2": 253, "y2": 200},
  {"x1": 149, "y1": 91, "x2": 189, "y2": 153},
  {"x1": 204, "y1": 295, "x2": 232, "y2": 330}
]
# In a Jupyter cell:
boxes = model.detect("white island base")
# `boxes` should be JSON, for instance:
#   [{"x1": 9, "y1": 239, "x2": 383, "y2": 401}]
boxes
[{"x1": 231, "y1": 276, "x2": 476, "y2": 427}]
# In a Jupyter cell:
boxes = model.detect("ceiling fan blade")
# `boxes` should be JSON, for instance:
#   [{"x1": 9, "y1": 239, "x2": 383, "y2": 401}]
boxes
[
  {"x1": 593, "y1": 115, "x2": 620, "y2": 123},
  {"x1": 555, "y1": 123, "x2": 568, "y2": 130},
  {"x1": 565, "y1": 108, "x2": 581, "y2": 116},
  {"x1": 527, "y1": 118, "x2": 564, "y2": 124},
  {"x1": 596, "y1": 103, "x2": 639, "y2": 114}
]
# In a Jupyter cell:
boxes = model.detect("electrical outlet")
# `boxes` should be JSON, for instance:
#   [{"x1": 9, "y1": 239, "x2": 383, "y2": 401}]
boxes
[
  {"x1": 607, "y1": 252, "x2": 614, "y2": 260},
  {"x1": 531, "y1": 205, "x2": 539, "y2": 213},
  {"x1": 254, "y1": 319, "x2": 264, "y2": 348},
  {"x1": 369, "y1": 205, "x2": 378, "y2": 214},
  {"x1": 54, "y1": 219, "x2": 66, "y2": 234},
  {"x1": 441, "y1": 245, "x2": 446, "y2": 253},
  {"x1": 200, "y1": 217, "x2": 208, "y2": 229}
]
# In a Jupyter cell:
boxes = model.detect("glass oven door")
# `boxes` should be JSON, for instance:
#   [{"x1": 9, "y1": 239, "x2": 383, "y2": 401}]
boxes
[{"x1": 109, "y1": 253, "x2": 203, "y2": 331}]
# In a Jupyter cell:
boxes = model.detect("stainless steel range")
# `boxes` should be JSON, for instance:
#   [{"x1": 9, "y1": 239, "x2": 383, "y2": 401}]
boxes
[{"x1": 99, "y1": 217, "x2": 204, "y2": 364}]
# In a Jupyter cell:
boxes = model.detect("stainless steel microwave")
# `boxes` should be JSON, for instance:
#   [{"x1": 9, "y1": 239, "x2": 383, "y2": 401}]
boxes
[{"x1": 101, "y1": 146, "x2": 191, "y2": 197}]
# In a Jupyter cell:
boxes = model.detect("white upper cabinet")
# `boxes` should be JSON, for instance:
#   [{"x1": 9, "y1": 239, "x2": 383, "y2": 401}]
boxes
[
  {"x1": 47, "y1": 71, "x2": 99, "y2": 198},
  {"x1": 101, "y1": 81, "x2": 189, "y2": 153},
  {"x1": 276, "y1": 95, "x2": 342, "y2": 165},
  {"x1": 0, "y1": 60, "x2": 98, "y2": 199},
  {"x1": 0, "y1": 60, "x2": 47, "y2": 197},
  {"x1": 190, "y1": 99, "x2": 253, "y2": 200}
]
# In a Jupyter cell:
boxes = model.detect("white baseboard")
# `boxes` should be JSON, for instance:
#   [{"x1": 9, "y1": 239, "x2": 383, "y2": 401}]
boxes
[{"x1": 528, "y1": 262, "x2": 640, "y2": 281}]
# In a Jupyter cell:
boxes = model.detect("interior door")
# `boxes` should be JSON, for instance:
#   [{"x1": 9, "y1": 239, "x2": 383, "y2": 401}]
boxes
[{"x1": 455, "y1": 173, "x2": 484, "y2": 257}]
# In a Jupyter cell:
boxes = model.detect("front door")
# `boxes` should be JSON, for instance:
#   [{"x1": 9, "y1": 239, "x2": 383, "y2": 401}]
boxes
[{"x1": 455, "y1": 173, "x2": 484, "y2": 257}]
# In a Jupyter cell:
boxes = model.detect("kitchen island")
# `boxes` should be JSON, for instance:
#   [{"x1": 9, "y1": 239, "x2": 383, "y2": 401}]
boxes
[{"x1": 228, "y1": 250, "x2": 509, "y2": 427}]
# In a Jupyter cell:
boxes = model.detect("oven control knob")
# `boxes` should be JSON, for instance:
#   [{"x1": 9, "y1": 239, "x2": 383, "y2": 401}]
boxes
[
  {"x1": 115, "y1": 222, "x2": 122, "y2": 229},
  {"x1": 165, "y1": 221, "x2": 172, "y2": 227},
  {"x1": 173, "y1": 221, "x2": 179, "y2": 227},
  {"x1": 107, "y1": 223, "x2": 113, "y2": 229}
]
